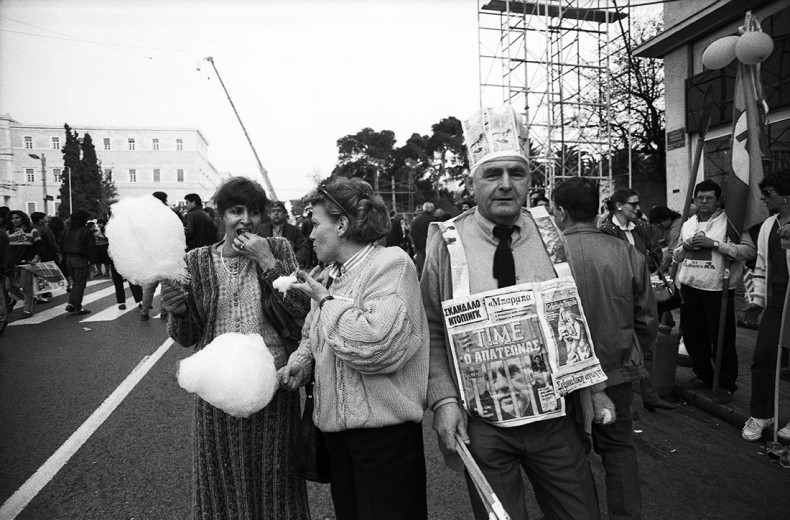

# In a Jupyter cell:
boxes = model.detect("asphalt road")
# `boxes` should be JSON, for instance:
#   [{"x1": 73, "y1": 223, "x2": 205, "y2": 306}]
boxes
[{"x1": 1, "y1": 280, "x2": 788, "y2": 519}]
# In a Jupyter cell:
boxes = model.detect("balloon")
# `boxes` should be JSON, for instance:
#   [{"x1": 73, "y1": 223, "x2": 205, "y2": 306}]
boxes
[
  {"x1": 736, "y1": 31, "x2": 774, "y2": 65},
  {"x1": 701, "y1": 36, "x2": 739, "y2": 70}
]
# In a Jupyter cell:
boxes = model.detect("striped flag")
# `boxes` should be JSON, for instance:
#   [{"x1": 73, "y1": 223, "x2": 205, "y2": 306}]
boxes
[{"x1": 727, "y1": 61, "x2": 769, "y2": 242}]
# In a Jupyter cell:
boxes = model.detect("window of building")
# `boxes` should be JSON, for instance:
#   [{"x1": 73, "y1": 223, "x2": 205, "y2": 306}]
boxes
[
  {"x1": 128, "y1": 138, "x2": 135, "y2": 151},
  {"x1": 53, "y1": 168, "x2": 62, "y2": 183},
  {"x1": 25, "y1": 168, "x2": 35, "y2": 183},
  {"x1": 177, "y1": 168, "x2": 184, "y2": 182},
  {"x1": 55, "y1": 202, "x2": 61, "y2": 214},
  {"x1": 52, "y1": 136, "x2": 60, "y2": 150},
  {"x1": 24, "y1": 136, "x2": 33, "y2": 149},
  {"x1": 129, "y1": 169, "x2": 137, "y2": 182},
  {"x1": 176, "y1": 138, "x2": 183, "y2": 151},
  {"x1": 104, "y1": 138, "x2": 111, "y2": 150},
  {"x1": 27, "y1": 202, "x2": 36, "y2": 215},
  {"x1": 153, "y1": 168, "x2": 161, "y2": 182},
  {"x1": 103, "y1": 168, "x2": 113, "y2": 181},
  {"x1": 153, "y1": 138, "x2": 159, "y2": 151}
]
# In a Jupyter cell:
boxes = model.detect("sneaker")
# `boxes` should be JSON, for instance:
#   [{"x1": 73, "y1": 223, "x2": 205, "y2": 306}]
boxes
[
  {"x1": 8, "y1": 287, "x2": 24, "y2": 301},
  {"x1": 65, "y1": 304, "x2": 75, "y2": 313},
  {"x1": 742, "y1": 417, "x2": 773, "y2": 441},
  {"x1": 19, "y1": 311, "x2": 33, "y2": 319},
  {"x1": 118, "y1": 304, "x2": 127, "y2": 310},
  {"x1": 74, "y1": 308, "x2": 91, "y2": 315},
  {"x1": 140, "y1": 312, "x2": 149, "y2": 321},
  {"x1": 778, "y1": 423, "x2": 790, "y2": 443}
]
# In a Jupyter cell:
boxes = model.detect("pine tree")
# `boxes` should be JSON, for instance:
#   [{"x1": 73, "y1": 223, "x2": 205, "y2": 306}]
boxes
[{"x1": 58, "y1": 124, "x2": 81, "y2": 217}]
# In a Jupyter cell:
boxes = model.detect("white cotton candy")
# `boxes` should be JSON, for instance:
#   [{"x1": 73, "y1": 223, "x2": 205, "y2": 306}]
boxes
[
  {"x1": 272, "y1": 275, "x2": 297, "y2": 296},
  {"x1": 106, "y1": 195, "x2": 188, "y2": 285},
  {"x1": 177, "y1": 333, "x2": 278, "y2": 418}
]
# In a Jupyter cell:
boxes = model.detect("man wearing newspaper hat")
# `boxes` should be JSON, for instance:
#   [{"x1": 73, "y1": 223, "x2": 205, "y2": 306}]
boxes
[{"x1": 421, "y1": 106, "x2": 605, "y2": 520}]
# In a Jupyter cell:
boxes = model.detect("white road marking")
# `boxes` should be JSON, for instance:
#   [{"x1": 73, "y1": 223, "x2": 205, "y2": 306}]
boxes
[
  {"x1": 0, "y1": 338, "x2": 174, "y2": 519},
  {"x1": 10, "y1": 285, "x2": 160, "y2": 326}
]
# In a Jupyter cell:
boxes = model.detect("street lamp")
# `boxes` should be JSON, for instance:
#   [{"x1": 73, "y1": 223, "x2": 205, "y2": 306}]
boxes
[{"x1": 28, "y1": 153, "x2": 48, "y2": 215}]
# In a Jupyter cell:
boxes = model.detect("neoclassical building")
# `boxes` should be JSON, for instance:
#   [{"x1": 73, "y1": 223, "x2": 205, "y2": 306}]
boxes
[
  {"x1": 0, "y1": 114, "x2": 228, "y2": 215},
  {"x1": 635, "y1": 0, "x2": 789, "y2": 210}
]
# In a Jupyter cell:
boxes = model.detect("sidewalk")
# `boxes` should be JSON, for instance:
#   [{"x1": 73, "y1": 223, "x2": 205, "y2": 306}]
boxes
[{"x1": 662, "y1": 322, "x2": 790, "y2": 442}]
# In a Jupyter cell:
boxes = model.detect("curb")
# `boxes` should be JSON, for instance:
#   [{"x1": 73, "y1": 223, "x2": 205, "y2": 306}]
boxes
[{"x1": 672, "y1": 386, "x2": 748, "y2": 430}]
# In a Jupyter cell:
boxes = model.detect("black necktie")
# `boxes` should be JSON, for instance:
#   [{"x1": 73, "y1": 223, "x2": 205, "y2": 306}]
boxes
[{"x1": 493, "y1": 225, "x2": 516, "y2": 288}]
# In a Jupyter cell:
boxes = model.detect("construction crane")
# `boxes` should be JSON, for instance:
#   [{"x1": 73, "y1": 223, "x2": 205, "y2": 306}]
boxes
[{"x1": 203, "y1": 56, "x2": 279, "y2": 200}]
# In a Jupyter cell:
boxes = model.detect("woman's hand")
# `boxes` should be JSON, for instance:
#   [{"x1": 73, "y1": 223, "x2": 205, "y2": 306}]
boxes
[
  {"x1": 277, "y1": 361, "x2": 307, "y2": 391},
  {"x1": 30, "y1": 255, "x2": 40, "y2": 265},
  {"x1": 160, "y1": 279, "x2": 188, "y2": 317},
  {"x1": 234, "y1": 232, "x2": 276, "y2": 269},
  {"x1": 291, "y1": 266, "x2": 329, "y2": 302}
]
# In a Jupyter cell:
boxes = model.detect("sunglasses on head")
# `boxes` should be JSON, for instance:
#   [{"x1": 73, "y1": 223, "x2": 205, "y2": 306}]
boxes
[{"x1": 317, "y1": 183, "x2": 350, "y2": 218}]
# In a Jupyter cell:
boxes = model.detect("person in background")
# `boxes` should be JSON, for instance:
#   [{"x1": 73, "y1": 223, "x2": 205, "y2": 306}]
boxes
[
  {"x1": 648, "y1": 206, "x2": 682, "y2": 274},
  {"x1": 106, "y1": 208, "x2": 142, "y2": 311},
  {"x1": 162, "y1": 176, "x2": 311, "y2": 519},
  {"x1": 59, "y1": 209, "x2": 95, "y2": 315},
  {"x1": 553, "y1": 177, "x2": 658, "y2": 520},
  {"x1": 92, "y1": 218, "x2": 110, "y2": 277},
  {"x1": 183, "y1": 193, "x2": 218, "y2": 251},
  {"x1": 7, "y1": 210, "x2": 42, "y2": 319},
  {"x1": 410, "y1": 201, "x2": 435, "y2": 278},
  {"x1": 279, "y1": 176, "x2": 429, "y2": 520},
  {"x1": 141, "y1": 191, "x2": 181, "y2": 321},
  {"x1": 742, "y1": 170, "x2": 790, "y2": 442},
  {"x1": 673, "y1": 179, "x2": 756, "y2": 402},
  {"x1": 422, "y1": 106, "x2": 602, "y2": 520},
  {"x1": 299, "y1": 205, "x2": 318, "y2": 268},
  {"x1": 600, "y1": 188, "x2": 678, "y2": 412},
  {"x1": 31, "y1": 212, "x2": 60, "y2": 303},
  {"x1": 532, "y1": 194, "x2": 550, "y2": 208},
  {"x1": 386, "y1": 211, "x2": 405, "y2": 248},
  {"x1": 259, "y1": 200, "x2": 311, "y2": 268},
  {"x1": 47, "y1": 215, "x2": 68, "y2": 290},
  {"x1": 0, "y1": 223, "x2": 12, "y2": 333}
]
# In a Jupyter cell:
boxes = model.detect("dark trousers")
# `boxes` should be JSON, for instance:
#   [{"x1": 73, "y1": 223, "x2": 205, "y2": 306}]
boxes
[
  {"x1": 322, "y1": 421, "x2": 427, "y2": 520},
  {"x1": 680, "y1": 285, "x2": 738, "y2": 392},
  {"x1": 750, "y1": 283, "x2": 788, "y2": 419},
  {"x1": 591, "y1": 383, "x2": 642, "y2": 520},
  {"x1": 65, "y1": 255, "x2": 90, "y2": 310},
  {"x1": 465, "y1": 412, "x2": 600, "y2": 520},
  {"x1": 110, "y1": 262, "x2": 142, "y2": 304}
]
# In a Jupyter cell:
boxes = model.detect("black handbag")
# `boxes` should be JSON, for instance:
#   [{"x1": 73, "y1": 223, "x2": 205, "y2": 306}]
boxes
[
  {"x1": 291, "y1": 380, "x2": 331, "y2": 483},
  {"x1": 260, "y1": 282, "x2": 305, "y2": 355},
  {"x1": 653, "y1": 270, "x2": 682, "y2": 314}
]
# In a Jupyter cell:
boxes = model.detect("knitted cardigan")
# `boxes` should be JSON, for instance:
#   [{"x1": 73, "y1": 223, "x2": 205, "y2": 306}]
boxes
[
  {"x1": 289, "y1": 244, "x2": 429, "y2": 433},
  {"x1": 168, "y1": 237, "x2": 310, "y2": 351}
]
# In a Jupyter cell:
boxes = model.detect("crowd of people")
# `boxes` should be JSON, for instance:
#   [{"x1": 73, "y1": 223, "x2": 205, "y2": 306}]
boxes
[{"x1": 2, "y1": 103, "x2": 788, "y2": 520}]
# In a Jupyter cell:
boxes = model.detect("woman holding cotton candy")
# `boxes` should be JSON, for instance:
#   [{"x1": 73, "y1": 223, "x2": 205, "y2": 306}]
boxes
[
  {"x1": 161, "y1": 177, "x2": 311, "y2": 520},
  {"x1": 278, "y1": 177, "x2": 430, "y2": 520}
]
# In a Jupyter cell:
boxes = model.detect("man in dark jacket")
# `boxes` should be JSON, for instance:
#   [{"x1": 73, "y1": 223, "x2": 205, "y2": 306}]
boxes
[
  {"x1": 410, "y1": 202, "x2": 435, "y2": 278},
  {"x1": 183, "y1": 193, "x2": 218, "y2": 250},
  {"x1": 59, "y1": 209, "x2": 95, "y2": 315},
  {"x1": 258, "y1": 201, "x2": 311, "y2": 268},
  {"x1": 552, "y1": 177, "x2": 659, "y2": 520},
  {"x1": 31, "y1": 212, "x2": 60, "y2": 263}
]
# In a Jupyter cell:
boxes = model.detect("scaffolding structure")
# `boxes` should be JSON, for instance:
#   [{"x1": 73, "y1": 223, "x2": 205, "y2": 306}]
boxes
[{"x1": 478, "y1": 0, "x2": 631, "y2": 194}]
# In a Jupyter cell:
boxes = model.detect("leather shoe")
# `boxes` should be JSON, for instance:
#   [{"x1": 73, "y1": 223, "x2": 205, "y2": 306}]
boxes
[{"x1": 644, "y1": 399, "x2": 681, "y2": 412}]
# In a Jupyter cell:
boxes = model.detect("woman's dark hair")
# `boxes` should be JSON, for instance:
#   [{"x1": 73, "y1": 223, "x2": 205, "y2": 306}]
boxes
[
  {"x1": 551, "y1": 177, "x2": 599, "y2": 222},
  {"x1": 605, "y1": 188, "x2": 639, "y2": 213},
  {"x1": 49, "y1": 215, "x2": 65, "y2": 235},
  {"x1": 70, "y1": 209, "x2": 90, "y2": 228},
  {"x1": 212, "y1": 177, "x2": 269, "y2": 217},
  {"x1": 648, "y1": 206, "x2": 681, "y2": 225},
  {"x1": 307, "y1": 176, "x2": 391, "y2": 243},
  {"x1": 8, "y1": 210, "x2": 33, "y2": 232},
  {"x1": 758, "y1": 169, "x2": 790, "y2": 196}
]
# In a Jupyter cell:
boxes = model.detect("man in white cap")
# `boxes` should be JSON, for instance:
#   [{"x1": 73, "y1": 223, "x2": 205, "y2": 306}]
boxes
[{"x1": 421, "y1": 106, "x2": 603, "y2": 519}]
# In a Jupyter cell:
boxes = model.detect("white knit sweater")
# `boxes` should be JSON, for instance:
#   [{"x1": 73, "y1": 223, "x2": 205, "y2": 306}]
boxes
[{"x1": 289, "y1": 244, "x2": 429, "y2": 432}]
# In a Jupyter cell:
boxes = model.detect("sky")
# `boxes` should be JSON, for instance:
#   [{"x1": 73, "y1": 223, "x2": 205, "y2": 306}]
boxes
[{"x1": 0, "y1": 0, "x2": 482, "y2": 200}]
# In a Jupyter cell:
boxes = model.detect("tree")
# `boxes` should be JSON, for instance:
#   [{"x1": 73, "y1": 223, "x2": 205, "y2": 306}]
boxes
[
  {"x1": 426, "y1": 117, "x2": 468, "y2": 188},
  {"x1": 332, "y1": 127, "x2": 397, "y2": 188},
  {"x1": 57, "y1": 124, "x2": 117, "y2": 218},
  {"x1": 607, "y1": 17, "x2": 666, "y2": 179}
]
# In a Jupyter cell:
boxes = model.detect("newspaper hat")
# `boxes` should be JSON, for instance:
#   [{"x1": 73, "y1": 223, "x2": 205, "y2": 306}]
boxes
[{"x1": 463, "y1": 105, "x2": 529, "y2": 175}]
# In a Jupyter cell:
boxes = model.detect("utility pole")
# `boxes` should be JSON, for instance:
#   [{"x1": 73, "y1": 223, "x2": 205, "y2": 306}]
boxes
[
  {"x1": 29, "y1": 153, "x2": 48, "y2": 214},
  {"x1": 203, "y1": 57, "x2": 279, "y2": 201}
]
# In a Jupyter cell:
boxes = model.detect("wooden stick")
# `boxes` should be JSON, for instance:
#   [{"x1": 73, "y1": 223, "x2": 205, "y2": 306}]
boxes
[
  {"x1": 711, "y1": 260, "x2": 731, "y2": 399},
  {"x1": 455, "y1": 435, "x2": 511, "y2": 520}
]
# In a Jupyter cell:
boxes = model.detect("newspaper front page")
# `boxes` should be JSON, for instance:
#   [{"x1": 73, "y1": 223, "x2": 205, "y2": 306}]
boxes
[{"x1": 442, "y1": 276, "x2": 606, "y2": 427}]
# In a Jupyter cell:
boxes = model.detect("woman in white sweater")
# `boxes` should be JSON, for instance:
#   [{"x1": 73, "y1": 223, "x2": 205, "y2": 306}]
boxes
[{"x1": 278, "y1": 176, "x2": 430, "y2": 520}]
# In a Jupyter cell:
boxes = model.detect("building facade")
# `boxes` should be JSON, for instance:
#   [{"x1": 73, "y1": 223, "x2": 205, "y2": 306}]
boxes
[
  {"x1": 0, "y1": 114, "x2": 228, "y2": 215},
  {"x1": 635, "y1": 0, "x2": 789, "y2": 211}
]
